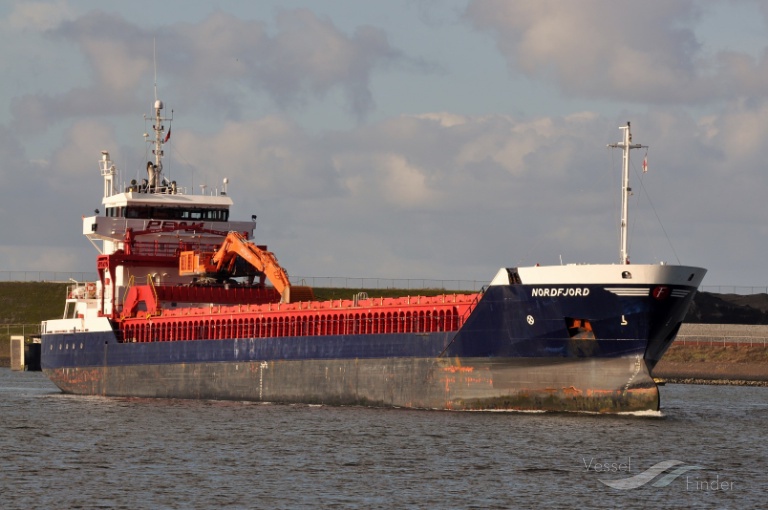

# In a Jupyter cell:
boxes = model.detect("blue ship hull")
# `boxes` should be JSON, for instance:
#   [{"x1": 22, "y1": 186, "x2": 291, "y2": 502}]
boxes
[{"x1": 41, "y1": 282, "x2": 698, "y2": 412}]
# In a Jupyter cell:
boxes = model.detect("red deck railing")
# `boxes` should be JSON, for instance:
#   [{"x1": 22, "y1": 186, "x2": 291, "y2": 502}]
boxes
[{"x1": 119, "y1": 294, "x2": 480, "y2": 343}]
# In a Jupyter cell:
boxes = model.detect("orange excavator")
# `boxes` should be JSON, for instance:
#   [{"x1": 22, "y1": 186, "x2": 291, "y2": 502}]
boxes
[{"x1": 179, "y1": 231, "x2": 313, "y2": 303}]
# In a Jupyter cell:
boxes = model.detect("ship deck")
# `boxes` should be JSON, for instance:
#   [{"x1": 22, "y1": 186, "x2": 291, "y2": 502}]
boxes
[{"x1": 118, "y1": 291, "x2": 482, "y2": 343}]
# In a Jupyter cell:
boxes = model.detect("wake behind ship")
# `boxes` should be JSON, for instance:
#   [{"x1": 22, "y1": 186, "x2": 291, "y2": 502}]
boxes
[{"x1": 40, "y1": 97, "x2": 706, "y2": 413}]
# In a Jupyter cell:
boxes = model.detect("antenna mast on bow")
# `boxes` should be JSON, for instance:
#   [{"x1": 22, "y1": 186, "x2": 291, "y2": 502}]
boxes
[{"x1": 608, "y1": 122, "x2": 647, "y2": 265}]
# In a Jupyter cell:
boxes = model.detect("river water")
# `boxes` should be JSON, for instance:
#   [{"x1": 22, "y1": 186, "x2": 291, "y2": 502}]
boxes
[{"x1": 0, "y1": 368, "x2": 765, "y2": 509}]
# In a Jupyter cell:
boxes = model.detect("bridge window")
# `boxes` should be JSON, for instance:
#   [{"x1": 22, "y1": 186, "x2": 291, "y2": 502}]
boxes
[{"x1": 123, "y1": 206, "x2": 229, "y2": 222}]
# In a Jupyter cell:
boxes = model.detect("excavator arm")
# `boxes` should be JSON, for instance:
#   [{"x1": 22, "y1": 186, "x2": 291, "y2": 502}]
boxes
[
  {"x1": 213, "y1": 232, "x2": 292, "y2": 299},
  {"x1": 179, "y1": 231, "x2": 313, "y2": 303}
]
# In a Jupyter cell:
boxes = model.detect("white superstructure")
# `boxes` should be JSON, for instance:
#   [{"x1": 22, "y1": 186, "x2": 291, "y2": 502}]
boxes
[{"x1": 76, "y1": 97, "x2": 255, "y2": 318}]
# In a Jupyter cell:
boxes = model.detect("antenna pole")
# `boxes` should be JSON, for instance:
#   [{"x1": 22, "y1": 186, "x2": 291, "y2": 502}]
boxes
[
  {"x1": 153, "y1": 38, "x2": 158, "y2": 102},
  {"x1": 608, "y1": 122, "x2": 646, "y2": 265},
  {"x1": 146, "y1": 42, "x2": 172, "y2": 193}
]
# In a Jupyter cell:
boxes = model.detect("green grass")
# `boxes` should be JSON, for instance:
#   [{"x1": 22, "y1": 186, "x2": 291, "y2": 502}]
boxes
[
  {"x1": 310, "y1": 287, "x2": 471, "y2": 301},
  {"x1": 0, "y1": 282, "x2": 69, "y2": 360},
  {"x1": 0, "y1": 282, "x2": 69, "y2": 324},
  {"x1": 662, "y1": 344, "x2": 768, "y2": 363}
]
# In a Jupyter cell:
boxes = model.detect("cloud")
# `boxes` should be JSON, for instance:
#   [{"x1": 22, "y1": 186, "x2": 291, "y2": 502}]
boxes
[
  {"x1": 208, "y1": 107, "x2": 765, "y2": 282},
  {"x1": 464, "y1": 0, "x2": 768, "y2": 105},
  {"x1": 171, "y1": 115, "x2": 344, "y2": 202},
  {"x1": 3, "y1": 2, "x2": 768, "y2": 288},
  {"x1": 265, "y1": 9, "x2": 401, "y2": 117},
  {"x1": 50, "y1": 119, "x2": 121, "y2": 184},
  {"x1": 3, "y1": 0, "x2": 74, "y2": 31},
  {"x1": 168, "y1": 9, "x2": 406, "y2": 119},
  {"x1": 0, "y1": 119, "x2": 119, "y2": 251},
  {"x1": 3, "y1": 99, "x2": 767, "y2": 284},
  {"x1": 172, "y1": 113, "x2": 632, "y2": 279},
  {"x1": 11, "y1": 8, "x2": 407, "y2": 132}
]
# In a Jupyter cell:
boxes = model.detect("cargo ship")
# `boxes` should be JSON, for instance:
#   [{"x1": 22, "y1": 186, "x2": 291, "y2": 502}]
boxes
[{"x1": 40, "y1": 96, "x2": 706, "y2": 412}]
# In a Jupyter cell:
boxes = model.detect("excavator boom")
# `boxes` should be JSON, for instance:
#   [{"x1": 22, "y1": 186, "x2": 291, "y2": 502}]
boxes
[{"x1": 179, "y1": 231, "x2": 313, "y2": 303}]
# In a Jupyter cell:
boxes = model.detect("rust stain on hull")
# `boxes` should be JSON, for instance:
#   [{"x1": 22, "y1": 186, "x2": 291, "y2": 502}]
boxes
[{"x1": 43, "y1": 355, "x2": 660, "y2": 413}]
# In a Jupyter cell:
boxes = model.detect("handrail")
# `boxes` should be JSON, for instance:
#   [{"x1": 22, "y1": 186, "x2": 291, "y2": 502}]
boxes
[
  {"x1": 147, "y1": 273, "x2": 159, "y2": 311},
  {"x1": 122, "y1": 275, "x2": 135, "y2": 306}
]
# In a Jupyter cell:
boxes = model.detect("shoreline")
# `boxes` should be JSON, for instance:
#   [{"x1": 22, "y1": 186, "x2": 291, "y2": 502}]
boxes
[
  {"x1": 651, "y1": 342, "x2": 768, "y2": 386},
  {"x1": 659, "y1": 378, "x2": 768, "y2": 387}
]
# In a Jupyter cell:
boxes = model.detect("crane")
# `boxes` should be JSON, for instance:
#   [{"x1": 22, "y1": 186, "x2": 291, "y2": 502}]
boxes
[{"x1": 179, "y1": 231, "x2": 313, "y2": 303}]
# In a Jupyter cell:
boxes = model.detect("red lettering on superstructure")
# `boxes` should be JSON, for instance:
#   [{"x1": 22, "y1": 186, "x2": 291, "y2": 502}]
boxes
[{"x1": 145, "y1": 220, "x2": 206, "y2": 232}]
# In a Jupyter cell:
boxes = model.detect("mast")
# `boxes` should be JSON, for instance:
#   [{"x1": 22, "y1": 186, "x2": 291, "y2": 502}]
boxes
[
  {"x1": 608, "y1": 122, "x2": 646, "y2": 265},
  {"x1": 143, "y1": 98, "x2": 172, "y2": 192},
  {"x1": 144, "y1": 41, "x2": 172, "y2": 193}
]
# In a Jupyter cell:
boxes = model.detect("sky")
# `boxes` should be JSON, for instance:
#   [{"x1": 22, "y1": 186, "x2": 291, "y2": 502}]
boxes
[{"x1": 1, "y1": 0, "x2": 767, "y2": 289}]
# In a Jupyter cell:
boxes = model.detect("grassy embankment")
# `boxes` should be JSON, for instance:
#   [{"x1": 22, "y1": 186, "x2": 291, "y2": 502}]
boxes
[
  {"x1": 661, "y1": 344, "x2": 768, "y2": 363},
  {"x1": 0, "y1": 282, "x2": 68, "y2": 362},
  {"x1": 653, "y1": 344, "x2": 768, "y2": 384},
  {"x1": 0, "y1": 282, "x2": 469, "y2": 365}
]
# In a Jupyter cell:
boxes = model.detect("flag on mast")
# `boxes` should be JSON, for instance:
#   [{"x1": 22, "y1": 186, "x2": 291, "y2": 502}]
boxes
[
  {"x1": 163, "y1": 127, "x2": 171, "y2": 143},
  {"x1": 642, "y1": 153, "x2": 648, "y2": 173}
]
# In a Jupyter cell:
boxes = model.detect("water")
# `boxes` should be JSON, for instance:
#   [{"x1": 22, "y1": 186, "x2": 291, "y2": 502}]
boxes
[{"x1": 1, "y1": 369, "x2": 765, "y2": 509}]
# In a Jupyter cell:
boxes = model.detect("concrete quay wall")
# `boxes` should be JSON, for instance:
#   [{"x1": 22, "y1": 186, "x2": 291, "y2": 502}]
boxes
[{"x1": 675, "y1": 323, "x2": 768, "y2": 346}]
